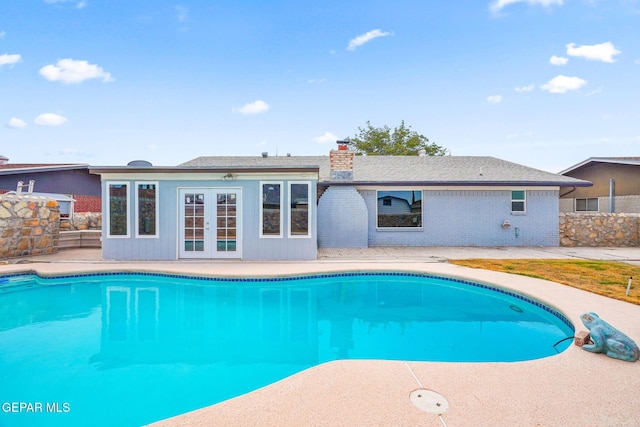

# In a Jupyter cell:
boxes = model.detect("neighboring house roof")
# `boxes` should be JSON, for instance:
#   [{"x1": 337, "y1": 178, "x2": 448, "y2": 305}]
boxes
[
  {"x1": 181, "y1": 155, "x2": 591, "y2": 187},
  {"x1": 0, "y1": 164, "x2": 90, "y2": 175},
  {"x1": 559, "y1": 157, "x2": 640, "y2": 175}
]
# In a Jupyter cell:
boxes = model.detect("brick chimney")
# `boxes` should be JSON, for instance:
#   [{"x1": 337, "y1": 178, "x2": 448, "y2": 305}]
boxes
[{"x1": 330, "y1": 140, "x2": 354, "y2": 181}]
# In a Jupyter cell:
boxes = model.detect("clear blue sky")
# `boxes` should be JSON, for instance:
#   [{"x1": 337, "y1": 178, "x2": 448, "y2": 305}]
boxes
[{"x1": 1, "y1": 0, "x2": 638, "y2": 172}]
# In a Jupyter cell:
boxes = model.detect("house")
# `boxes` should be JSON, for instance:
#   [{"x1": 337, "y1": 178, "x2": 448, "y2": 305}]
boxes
[
  {"x1": 90, "y1": 144, "x2": 590, "y2": 261},
  {"x1": 559, "y1": 157, "x2": 640, "y2": 213},
  {"x1": 0, "y1": 156, "x2": 102, "y2": 214}
]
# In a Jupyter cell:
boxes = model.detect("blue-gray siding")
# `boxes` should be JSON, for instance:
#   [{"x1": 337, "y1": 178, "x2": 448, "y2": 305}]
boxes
[
  {"x1": 377, "y1": 196, "x2": 411, "y2": 214},
  {"x1": 101, "y1": 179, "x2": 317, "y2": 261}
]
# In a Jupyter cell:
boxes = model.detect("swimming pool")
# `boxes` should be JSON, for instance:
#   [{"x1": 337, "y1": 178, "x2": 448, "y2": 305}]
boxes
[{"x1": 0, "y1": 271, "x2": 573, "y2": 427}]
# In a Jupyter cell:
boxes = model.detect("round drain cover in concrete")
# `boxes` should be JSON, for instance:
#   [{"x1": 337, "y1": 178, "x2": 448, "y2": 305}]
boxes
[{"x1": 409, "y1": 388, "x2": 449, "y2": 414}]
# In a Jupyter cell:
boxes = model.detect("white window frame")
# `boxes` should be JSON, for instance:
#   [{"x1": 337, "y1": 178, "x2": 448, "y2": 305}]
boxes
[
  {"x1": 288, "y1": 181, "x2": 311, "y2": 238},
  {"x1": 106, "y1": 181, "x2": 130, "y2": 238},
  {"x1": 260, "y1": 181, "x2": 283, "y2": 238},
  {"x1": 575, "y1": 197, "x2": 599, "y2": 212},
  {"x1": 135, "y1": 181, "x2": 160, "y2": 238},
  {"x1": 511, "y1": 190, "x2": 527, "y2": 214}
]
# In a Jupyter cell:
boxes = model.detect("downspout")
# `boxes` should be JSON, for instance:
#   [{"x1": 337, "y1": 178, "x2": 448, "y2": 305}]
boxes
[
  {"x1": 560, "y1": 186, "x2": 576, "y2": 198},
  {"x1": 609, "y1": 178, "x2": 615, "y2": 213},
  {"x1": 560, "y1": 186, "x2": 577, "y2": 212}
]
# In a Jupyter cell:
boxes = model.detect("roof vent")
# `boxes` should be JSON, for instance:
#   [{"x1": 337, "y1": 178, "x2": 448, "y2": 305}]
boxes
[
  {"x1": 418, "y1": 149, "x2": 426, "y2": 157},
  {"x1": 262, "y1": 152, "x2": 268, "y2": 158},
  {"x1": 0, "y1": 155, "x2": 8, "y2": 165},
  {"x1": 127, "y1": 160, "x2": 153, "y2": 167}
]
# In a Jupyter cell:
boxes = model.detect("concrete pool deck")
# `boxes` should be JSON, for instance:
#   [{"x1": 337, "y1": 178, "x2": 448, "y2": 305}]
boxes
[{"x1": 2, "y1": 247, "x2": 640, "y2": 426}]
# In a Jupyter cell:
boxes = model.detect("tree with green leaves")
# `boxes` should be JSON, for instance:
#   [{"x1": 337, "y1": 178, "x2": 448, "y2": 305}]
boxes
[{"x1": 348, "y1": 120, "x2": 447, "y2": 156}]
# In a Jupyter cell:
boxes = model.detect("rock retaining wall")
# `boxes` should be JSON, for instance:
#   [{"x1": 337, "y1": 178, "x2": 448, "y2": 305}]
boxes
[
  {"x1": 60, "y1": 212, "x2": 102, "y2": 231},
  {"x1": 559, "y1": 212, "x2": 640, "y2": 247},
  {"x1": 0, "y1": 193, "x2": 60, "y2": 258}
]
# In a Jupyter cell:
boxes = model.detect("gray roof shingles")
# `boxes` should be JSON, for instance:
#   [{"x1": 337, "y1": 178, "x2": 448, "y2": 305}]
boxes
[{"x1": 181, "y1": 155, "x2": 591, "y2": 187}]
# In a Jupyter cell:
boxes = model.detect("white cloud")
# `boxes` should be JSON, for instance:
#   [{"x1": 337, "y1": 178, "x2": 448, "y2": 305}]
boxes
[
  {"x1": 0, "y1": 31, "x2": 5, "y2": 39},
  {"x1": 490, "y1": 0, "x2": 563, "y2": 13},
  {"x1": 506, "y1": 131, "x2": 533, "y2": 139},
  {"x1": 347, "y1": 29, "x2": 391, "y2": 51},
  {"x1": 515, "y1": 84, "x2": 534, "y2": 92},
  {"x1": 586, "y1": 87, "x2": 603, "y2": 96},
  {"x1": 0, "y1": 53, "x2": 21, "y2": 67},
  {"x1": 39, "y1": 58, "x2": 113, "y2": 84},
  {"x1": 34, "y1": 113, "x2": 68, "y2": 126},
  {"x1": 549, "y1": 55, "x2": 568, "y2": 65},
  {"x1": 232, "y1": 100, "x2": 269, "y2": 115},
  {"x1": 175, "y1": 5, "x2": 189, "y2": 22},
  {"x1": 175, "y1": 5, "x2": 189, "y2": 31},
  {"x1": 566, "y1": 42, "x2": 621, "y2": 63},
  {"x1": 56, "y1": 148, "x2": 91, "y2": 157},
  {"x1": 44, "y1": 0, "x2": 87, "y2": 9},
  {"x1": 8, "y1": 117, "x2": 27, "y2": 128},
  {"x1": 486, "y1": 95, "x2": 503, "y2": 104},
  {"x1": 313, "y1": 131, "x2": 338, "y2": 144},
  {"x1": 540, "y1": 75, "x2": 587, "y2": 94}
]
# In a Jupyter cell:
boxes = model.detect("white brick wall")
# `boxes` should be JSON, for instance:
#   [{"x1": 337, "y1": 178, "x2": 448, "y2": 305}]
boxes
[
  {"x1": 318, "y1": 187, "x2": 561, "y2": 248},
  {"x1": 317, "y1": 186, "x2": 368, "y2": 248},
  {"x1": 363, "y1": 189, "x2": 559, "y2": 247}
]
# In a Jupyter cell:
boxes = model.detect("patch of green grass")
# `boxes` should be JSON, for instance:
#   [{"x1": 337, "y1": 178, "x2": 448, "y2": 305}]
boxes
[{"x1": 449, "y1": 259, "x2": 640, "y2": 305}]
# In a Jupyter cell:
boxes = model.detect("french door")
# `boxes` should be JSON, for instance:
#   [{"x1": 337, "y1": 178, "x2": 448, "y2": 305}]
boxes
[{"x1": 178, "y1": 188, "x2": 241, "y2": 259}]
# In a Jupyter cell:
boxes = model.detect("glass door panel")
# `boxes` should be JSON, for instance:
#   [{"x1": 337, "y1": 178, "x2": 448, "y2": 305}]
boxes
[
  {"x1": 179, "y1": 188, "x2": 241, "y2": 259},
  {"x1": 215, "y1": 191, "x2": 238, "y2": 255},
  {"x1": 180, "y1": 191, "x2": 210, "y2": 257}
]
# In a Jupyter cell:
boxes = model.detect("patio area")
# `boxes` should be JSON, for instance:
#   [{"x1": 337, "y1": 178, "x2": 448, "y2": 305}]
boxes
[{"x1": 1, "y1": 247, "x2": 639, "y2": 426}]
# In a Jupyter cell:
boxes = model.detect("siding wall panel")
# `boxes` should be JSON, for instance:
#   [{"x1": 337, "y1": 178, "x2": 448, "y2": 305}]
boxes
[{"x1": 102, "y1": 179, "x2": 316, "y2": 261}]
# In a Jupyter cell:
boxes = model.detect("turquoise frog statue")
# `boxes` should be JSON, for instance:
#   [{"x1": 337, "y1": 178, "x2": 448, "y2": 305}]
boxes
[{"x1": 580, "y1": 312, "x2": 639, "y2": 362}]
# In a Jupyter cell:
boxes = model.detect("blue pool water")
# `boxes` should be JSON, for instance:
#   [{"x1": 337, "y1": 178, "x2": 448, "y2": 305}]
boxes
[{"x1": 0, "y1": 272, "x2": 573, "y2": 427}]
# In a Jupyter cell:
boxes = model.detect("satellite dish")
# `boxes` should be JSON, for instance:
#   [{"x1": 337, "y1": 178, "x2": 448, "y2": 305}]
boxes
[{"x1": 127, "y1": 160, "x2": 153, "y2": 167}]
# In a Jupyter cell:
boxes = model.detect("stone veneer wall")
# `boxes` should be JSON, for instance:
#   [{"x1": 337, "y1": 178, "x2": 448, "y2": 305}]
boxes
[
  {"x1": 0, "y1": 193, "x2": 60, "y2": 258},
  {"x1": 559, "y1": 212, "x2": 640, "y2": 247},
  {"x1": 60, "y1": 212, "x2": 102, "y2": 231}
]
